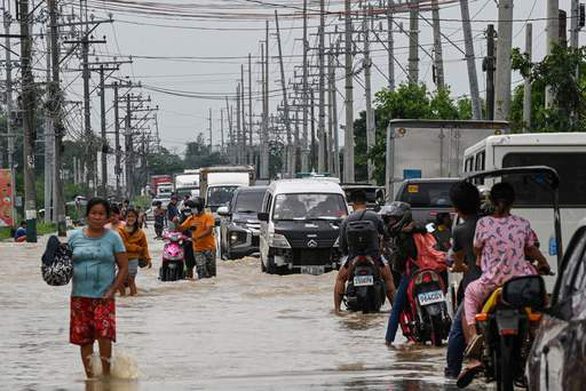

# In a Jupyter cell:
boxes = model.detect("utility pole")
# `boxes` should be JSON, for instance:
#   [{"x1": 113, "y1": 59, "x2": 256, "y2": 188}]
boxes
[
  {"x1": 113, "y1": 83, "x2": 121, "y2": 198},
  {"x1": 209, "y1": 108, "x2": 213, "y2": 150},
  {"x1": 82, "y1": 34, "x2": 92, "y2": 189},
  {"x1": 495, "y1": 0, "x2": 514, "y2": 120},
  {"x1": 344, "y1": 0, "x2": 355, "y2": 183},
  {"x1": 329, "y1": 49, "x2": 340, "y2": 177},
  {"x1": 318, "y1": 0, "x2": 326, "y2": 173},
  {"x1": 125, "y1": 94, "x2": 133, "y2": 199},
  {"x1": 571, "y1": 0, "x2": 580, "y2": 48},
  {"x1": 236, "y1": 83, "x2": 241, "y2": 164},
  {"x1": 275, "y1": 11, "x2": 294, "y2": 177},
  {"x1": 408, "y1": 0, "x2": 419, "y2": 83},
  {"x1": 99, "y1": 65, "x2": 107, "y2": 196},
  {"x1": 431, "y1": 0, "x2": 445, "y2": 90},
  {"x1": 48, "y1": 0, "x2": 66, "y2": 236},
  {"x1": 363, "y1": 11, "x2": 375, "y2": 182},
  {"x1": 301, "y1": 0, "x2": 309, "y2": 171},
  {"x1": 260, "y1": 43, "x2": 269, "y2": 179},
  {"x1": 484, "y1": 24, "x2": 496, "y2": 120},
  {"x1": 220, "y1": 108, "x2": 224, "y2": 153},
  {"x1": 241, "y1": 64, "x2": 246, "y2": 164},
  {"x1": 248, "y1": 53, "x2": 253, "y2": 165},
  {"x1": 3, "y1": 4, "x2": 16, "y2": 230},
  {"x1": 264, "y1": 20, "x2": 270, "y2": 175},
  {"x1": 20, "y1": 0, "x2": 37, "y2": 242},
  {"x1": 523, "y1": 24, "x2": 532, "y2": 133},
  {"x1": 387, "y1": 0, "x2": 395, "y2": 91},
  {"x1": 460, "y1": 0, "x2": 482, "y2": 119},
  {"x1": 545, "y1": 0, "x2": 560, "y2": 108},
  {"x1": 44, "y1": 29, "x2": 55, "y2": 223}
]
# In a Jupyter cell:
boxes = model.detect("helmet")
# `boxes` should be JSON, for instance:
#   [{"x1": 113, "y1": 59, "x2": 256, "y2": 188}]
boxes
[
  {"x1": 379, "y1": 201, "x2": 412, "y2": 234},
  {"x1": 192, "y1": 197, "x2": 205, "y2": 214}
]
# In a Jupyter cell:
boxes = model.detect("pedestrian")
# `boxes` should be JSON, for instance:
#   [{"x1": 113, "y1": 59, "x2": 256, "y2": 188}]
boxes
[
  {"x1": 68, "y1": 198, "x2": 128, "y2": 379},
  {"x1": 444, "y1": 181, "x2": 481, "y2": 379},
  {"x1": 118, "y1": 207, "x2": 151, "y2": 296},
  {"x1": 138, "y1": 206, "x2": 148, "y2": 229},
  {"x1": 105, "y1": 205, "x2": 125, "y2": 231},
  {"x1": 153, "y1": 201, "x2": 165, "y2": 239},
  {"x1": 14, "y1": 221, "x2": 27, "y2": 242},
  {"x1": 176, "y1": 197, "x2": 216, "y2": 279},
  {"x1": 120, "y1": 199, "x2": 130, "y2": 221},
  {"x1": 167, "y1": 196, "x2": 180, "y2": 230}
]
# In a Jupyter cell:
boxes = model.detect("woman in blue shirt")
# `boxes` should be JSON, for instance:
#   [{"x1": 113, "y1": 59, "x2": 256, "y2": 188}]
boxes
[{"x1": 68, "y1": 198, "x2": 128, "y2": 378}]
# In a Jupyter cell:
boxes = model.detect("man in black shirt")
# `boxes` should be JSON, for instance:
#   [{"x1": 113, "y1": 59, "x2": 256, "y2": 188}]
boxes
[
  {"x1": 444, "y1": 181, "x2": 481, "y2": 379},
  {"x1": 334, "y1": 190, "x2": 396, "y2": 313}
]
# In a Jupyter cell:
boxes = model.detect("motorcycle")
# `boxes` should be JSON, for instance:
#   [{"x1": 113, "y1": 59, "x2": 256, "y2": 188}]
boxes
[
  {"x1": 159, "y1": 231, "x2": 188, "y2": 282},
  {"x1": 344, "y1": 255, "x2": 387, "y2": 313},
  {"x1": 400, "y1": 267, "x2": 452, "y2": 346},
  {"x1": 469, "y1": 276, "x2": 547, "y2": 391}
]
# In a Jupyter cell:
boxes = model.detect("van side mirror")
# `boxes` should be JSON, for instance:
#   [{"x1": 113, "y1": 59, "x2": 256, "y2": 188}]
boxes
[
  {"x1": 258, "y1": 212, "x2": 269, "y2": 222},
  {"x1": 217, "y1": 206, "x2": 230, "y2": 217},
  {"x1": 502, "y1": 275, "x2": 547, "y2": 310}
]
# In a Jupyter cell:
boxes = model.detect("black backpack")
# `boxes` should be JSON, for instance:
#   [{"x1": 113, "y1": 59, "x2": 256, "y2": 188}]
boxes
[
  {"x1": 41, "y1": 236, "x2": 73, "y2": 286},
  {"x1": 346, "y1": 211, "x2": 378, "y2": 256}
]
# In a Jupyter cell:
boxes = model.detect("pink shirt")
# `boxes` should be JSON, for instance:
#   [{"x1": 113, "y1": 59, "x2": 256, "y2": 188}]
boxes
[{"x1": 474, "y1": 215, "x2": 536, "y2": 286}]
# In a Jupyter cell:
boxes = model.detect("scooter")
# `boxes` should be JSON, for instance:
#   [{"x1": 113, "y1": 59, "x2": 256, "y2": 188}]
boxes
[
  {"x1": 159, "y1": 232, "x2": 188, "y2": 282},
  {"x1": 344, "y1": 255, "x2": 387, "y2": 313},
  {"x1": 400, "y1": 267, "x2": 452, "y2": 346}
]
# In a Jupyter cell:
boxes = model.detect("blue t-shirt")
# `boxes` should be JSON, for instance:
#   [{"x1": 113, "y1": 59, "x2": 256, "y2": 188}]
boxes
[
  {"x1": 68, "y1": 228, "x2": 126, "y2": 298},
  {"x1": 14, "y1": 227, "x2": 26, "y2": 239}
]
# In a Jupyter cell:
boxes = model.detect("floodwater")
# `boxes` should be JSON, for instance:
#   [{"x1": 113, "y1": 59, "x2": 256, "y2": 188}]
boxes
[{"x1": 0, "y1": 229, "x2": 483, "y2": 390}]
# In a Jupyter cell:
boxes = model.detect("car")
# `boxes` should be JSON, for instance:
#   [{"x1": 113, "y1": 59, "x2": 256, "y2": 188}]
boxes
[
  {"x1": 527, "y1": 218, "x2": 586, "y2": 390},
  {"x1": 258, "y1": 179, "x2": 348, "y2": 275},
  {"x1": 341, "y1": 183, "x2": 386, "y2": 212},
  {"x1": 394, "y1": 178, "x2": 460, "y2": 224},
  {"x1": 217, "y1": 186, "x2": 268, "y2": 260}
]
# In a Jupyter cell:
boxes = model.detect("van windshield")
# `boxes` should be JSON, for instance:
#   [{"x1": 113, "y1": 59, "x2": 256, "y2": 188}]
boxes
[
  {"x1": 273, "y1": 193, "x2": 347, "y2": 221},
  {"x1": 234, "y1": 191, "x2": 265, "y2": 213},
  {"x1": 207, "y1": 186, "x2": 239, "y2": 207},
  {"x1": 397, "y1": 182, "x2": 454, "y2": 208}
]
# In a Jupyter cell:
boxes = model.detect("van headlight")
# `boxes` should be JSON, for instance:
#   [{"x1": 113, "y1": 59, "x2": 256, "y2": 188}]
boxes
[{"x1": 269, "y1": 233, "x2": 291, "y2": 249}]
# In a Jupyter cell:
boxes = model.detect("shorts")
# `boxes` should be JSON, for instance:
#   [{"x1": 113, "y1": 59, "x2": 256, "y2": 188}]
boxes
[
  {"x1": 128, "y1": 259, "x2": 139, "y2": 277},
  {"x1": 70, "y1": 297, "x2": 116, "y2": 345},
  {"x1": 184, "y1": 243, "x2": 195, "y2": 269}
]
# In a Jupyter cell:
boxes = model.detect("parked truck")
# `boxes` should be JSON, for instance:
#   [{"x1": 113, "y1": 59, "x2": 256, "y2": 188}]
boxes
[
  {"x1": 384, "y1": 119, "x2": 510, "y2": 196},
  {"x1": 200, "y1": 166, "x2": 256, "y2": 212},
  {"x1": 174, "y1": 170, "x2": 200, "y2": 199},
  {"x1": 150, "y1": 175, "x2": 173, "y2": 197}
]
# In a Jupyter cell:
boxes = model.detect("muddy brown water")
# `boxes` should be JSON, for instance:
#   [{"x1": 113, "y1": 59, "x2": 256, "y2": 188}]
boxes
[{"x1": 0, "y1": 229, "x2": 488, "y2": 390}]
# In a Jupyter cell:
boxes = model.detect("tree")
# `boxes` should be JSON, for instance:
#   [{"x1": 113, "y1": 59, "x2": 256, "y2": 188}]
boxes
[
  {"x1": 511, "y1": 44, "x2": 586, "y2": 133},
  {"x1": 184, "y1": 133, "x2": 228, "y2": 169},
  {"x1": 147, "y1": 146, "x2": 184, "y2": 175},
  {"x1": 354, "y1": 83, "x2": 472, "y2": 184}
]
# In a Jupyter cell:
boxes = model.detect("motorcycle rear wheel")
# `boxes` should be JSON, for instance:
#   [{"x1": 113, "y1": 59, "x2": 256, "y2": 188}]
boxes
[
  {"x1": 430, "y1": 314, "x2": 443, "y2": 347},
  {"x1": 497, "y1": 336, "x2": 515, "y2": 391}
]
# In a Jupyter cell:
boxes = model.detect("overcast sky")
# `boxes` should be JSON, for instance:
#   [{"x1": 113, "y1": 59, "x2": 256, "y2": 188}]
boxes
[{"x1": 58, "y1": 0, "x2": 571, "y2": 156}]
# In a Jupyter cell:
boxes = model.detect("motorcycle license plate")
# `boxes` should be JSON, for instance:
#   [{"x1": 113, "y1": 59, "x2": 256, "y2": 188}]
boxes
[
  {"x1": 353, "y1": 275, "x2": 374, "y2": 287},
  {"x1": 300, "y1": 265, "x2": 325, "y2": 275},
  {"x1": 418, "y1": 290, "x2": 445, "y2": 306}
]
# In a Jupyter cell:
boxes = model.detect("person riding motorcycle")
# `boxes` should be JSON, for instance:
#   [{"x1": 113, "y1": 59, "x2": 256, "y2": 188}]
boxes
[
  {"x1": 334, "y1": 190, "x2": 396, "y2": 313},
  {"x1": 178, "y1": 199, "x2": 197, "y2": 279},
  {"x1": 382, "y1": 201, "x2": 429, "y2": 345}
]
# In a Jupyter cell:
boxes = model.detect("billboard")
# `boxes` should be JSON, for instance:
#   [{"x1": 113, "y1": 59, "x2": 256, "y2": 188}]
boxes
[{"x1": 0, "y1": 169, "x2": 14, "y2": 227}]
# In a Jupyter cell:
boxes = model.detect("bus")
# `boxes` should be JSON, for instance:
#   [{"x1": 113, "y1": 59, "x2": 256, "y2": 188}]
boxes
[{"x1": 463, "y1": 133, "x2": 586, "y2": 289}]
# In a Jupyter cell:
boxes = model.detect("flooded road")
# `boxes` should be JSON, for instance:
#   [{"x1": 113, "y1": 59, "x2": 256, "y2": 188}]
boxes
[{"x1": 0, "y1": 229, "x2": 479, "y2": 390}]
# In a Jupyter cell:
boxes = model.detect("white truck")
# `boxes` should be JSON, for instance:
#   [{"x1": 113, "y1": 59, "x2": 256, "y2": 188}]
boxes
[
  {"x1": 174, "y1": 170, "x2": 201, "y2": 199},
  {"x1": 200, "y1": 166, "x2": 256, "y2": 212},
  {"x1": 384, "y1": 119, "x2": 510, "y2": 196}
]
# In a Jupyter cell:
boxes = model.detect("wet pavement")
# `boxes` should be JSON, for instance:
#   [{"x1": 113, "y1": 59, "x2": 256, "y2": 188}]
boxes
[{"x1": 0, "y1": 228, "x2": 486, "y2": 390}]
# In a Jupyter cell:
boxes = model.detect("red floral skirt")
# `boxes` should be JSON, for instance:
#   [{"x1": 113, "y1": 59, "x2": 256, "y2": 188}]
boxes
[{"x1": 70, "y1": 297, "x2": 116, "y2": 345}]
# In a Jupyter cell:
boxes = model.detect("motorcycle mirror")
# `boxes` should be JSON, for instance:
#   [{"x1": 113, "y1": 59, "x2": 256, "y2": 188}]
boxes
[{"x1": 425, "y1": 223, "x2": 436, "y2": 234}]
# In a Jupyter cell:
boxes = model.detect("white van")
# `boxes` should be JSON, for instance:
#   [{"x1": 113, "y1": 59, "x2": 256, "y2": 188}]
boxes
[
  {"x1": 463, "y1": 133, "x2": 586, "y2": 289},
  {"x1": 258, "y1": 179, "x2": 348, "y2": 275}
]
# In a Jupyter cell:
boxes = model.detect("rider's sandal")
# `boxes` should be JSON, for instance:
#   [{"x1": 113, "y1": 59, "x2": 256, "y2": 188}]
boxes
[{"x1": 456, "y1": 364, "x2": 483, "y2": 389}]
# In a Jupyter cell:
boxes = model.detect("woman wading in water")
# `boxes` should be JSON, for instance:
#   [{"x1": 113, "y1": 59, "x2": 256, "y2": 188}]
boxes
[{"x1": 68, "y1": 198, "x2": 128, "y2": 378}]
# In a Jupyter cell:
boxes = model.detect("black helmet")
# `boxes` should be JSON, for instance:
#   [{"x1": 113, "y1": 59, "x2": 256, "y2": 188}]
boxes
[
  {"x1": 379, "y1": 201, "x2": 412, "y2": 234},
  {"x1": 184, "y1": 200, "x2": 196, "y2": 209},
  {"x1": 192, "y1": 197, "x2": 205, "y2": 213}
]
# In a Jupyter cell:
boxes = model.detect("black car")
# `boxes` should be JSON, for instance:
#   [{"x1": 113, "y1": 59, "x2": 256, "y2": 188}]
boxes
[
  {"x1": 527, "y1": 218, "x2": 586, "y2": 390},
  {"x1": 394, "y1": 178, "x2": 459, "y2": 224},
  {"x1": 217, "y1": 186, "x2": 267, "y2": 260}
]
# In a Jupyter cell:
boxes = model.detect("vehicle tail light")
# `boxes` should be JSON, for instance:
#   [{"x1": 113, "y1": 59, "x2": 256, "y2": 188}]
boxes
[
  {"x1": 475, "y1": 313, "x2": 489, "y2": 322},
  {"x1": 529, "y1": 313, "x2": 543, "y2": 322},
  {"x1": 359, "y1": 270, "x2": 368, "y2": 275},
  {"x1": 500, "y1": 329, "x2": 518, "y2": 336}
]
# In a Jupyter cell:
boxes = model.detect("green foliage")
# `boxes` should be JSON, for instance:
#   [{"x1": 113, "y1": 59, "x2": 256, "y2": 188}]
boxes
[
  {"x1": 132, "y1": 195, "x2": 152, "y2": 209},
  {"x1": 355, "y1": 83, "x2": 472, "y2": 184},
  {"x1": 511, "y1": 44, "x2": 586, "y2": 133},
  {"x1": 148, "y1": 146, "x2": 184, "y2": 175},
  {"x1": 184, "y1": 134, "x2": 228, "y2": 169}
]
